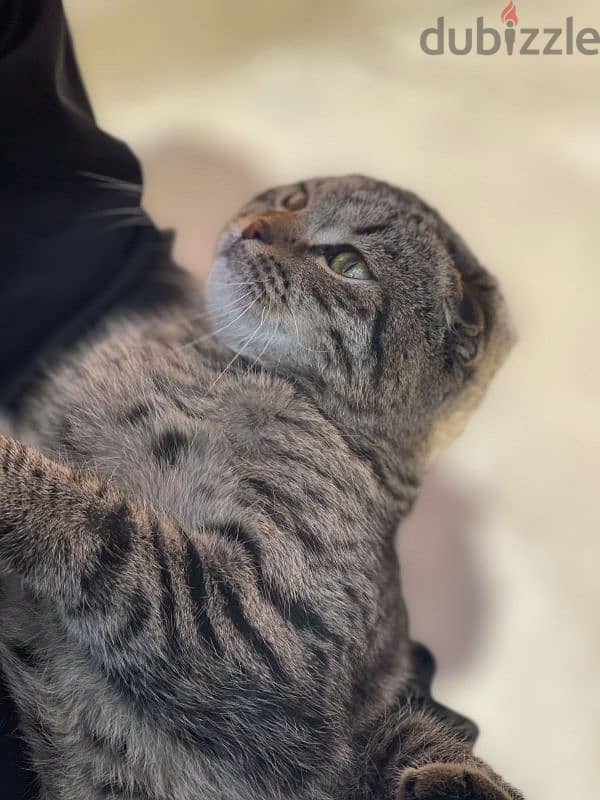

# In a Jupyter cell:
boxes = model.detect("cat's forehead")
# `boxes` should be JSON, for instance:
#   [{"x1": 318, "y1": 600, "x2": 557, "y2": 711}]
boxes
[
  {"x1": 298, "y1": 177, "x2": 438, "y2": 250},
  {"x1": 306, "y1": 175, "x2": 416, "y2": 209},
  {"x1": 290, "y1": 176, "x2": 436, "y2": 233},
  {"x1": 249, "y1": 175, "x2": 434, "y2": 228}
]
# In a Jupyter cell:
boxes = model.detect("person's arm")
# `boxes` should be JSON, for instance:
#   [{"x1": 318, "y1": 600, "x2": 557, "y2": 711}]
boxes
[
  {"x1": 0, "y1": 2, "x2": 187, "y2": 792},
  {"x1": 0, "y1": 0, "x2": 183, "y2": 411}
]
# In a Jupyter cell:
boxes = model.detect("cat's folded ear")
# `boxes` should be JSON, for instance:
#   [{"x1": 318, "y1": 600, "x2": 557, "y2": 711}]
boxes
[
  {"x1": 443, "y1": 267, "x2": 487, "y2": 367},
  {"x1": 425, "y1": 227, "x2": 515, "y2": 466},
  {"x1": 438, "y1": 218, "x2": 516, "y2": 374}
]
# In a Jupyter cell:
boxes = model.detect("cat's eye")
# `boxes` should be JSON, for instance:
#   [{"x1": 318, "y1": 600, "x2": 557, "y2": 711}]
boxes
[
  {"x1": 282, "y1": 187, "x2": 308, "y2": 211},
  {"x1": 328, "y1": 251, "x2": 373, "y2": 281}
]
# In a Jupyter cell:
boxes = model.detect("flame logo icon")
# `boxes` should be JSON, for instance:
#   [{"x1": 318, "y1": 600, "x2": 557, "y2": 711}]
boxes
[{"x1": 501, "y1": 1, "x2": 519, "y2": 26}]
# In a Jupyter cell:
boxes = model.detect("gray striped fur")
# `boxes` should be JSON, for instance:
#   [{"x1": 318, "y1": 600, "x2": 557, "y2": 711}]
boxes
[{"x1": 0, "y1": 176, "x2": 521, "y2": 800}]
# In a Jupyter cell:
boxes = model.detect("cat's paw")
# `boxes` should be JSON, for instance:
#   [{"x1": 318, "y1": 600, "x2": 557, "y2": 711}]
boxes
[{"x1": 398, "y1": 763, "x2": 516, "y2": 800}]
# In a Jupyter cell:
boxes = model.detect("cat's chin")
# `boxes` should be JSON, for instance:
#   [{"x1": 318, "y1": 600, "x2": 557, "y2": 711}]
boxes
[
  {"x1": 206, "y1": 257, "x2": 251, "y2": 344},
  {"x1": 205, "y1": 258, "x2": 292, "y2": 366}
]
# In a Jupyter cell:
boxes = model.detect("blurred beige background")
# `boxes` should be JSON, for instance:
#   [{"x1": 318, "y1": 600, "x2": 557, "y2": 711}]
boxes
[{"x1": 64, "y1": 1, "x2": 600, "y2": 797}]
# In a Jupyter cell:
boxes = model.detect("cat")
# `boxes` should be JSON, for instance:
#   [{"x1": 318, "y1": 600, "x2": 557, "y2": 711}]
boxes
[{"x1": 0, "y1": 175, "x2": 522, "y2": 800}]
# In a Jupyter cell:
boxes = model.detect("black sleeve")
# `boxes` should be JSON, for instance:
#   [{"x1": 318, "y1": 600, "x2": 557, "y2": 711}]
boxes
[
  {"x1": 0, "y1": 1, "x2": 191, "y2": 792},
  {"x1": 0, "y1": 0, "x2": 187, "y2": 410}
]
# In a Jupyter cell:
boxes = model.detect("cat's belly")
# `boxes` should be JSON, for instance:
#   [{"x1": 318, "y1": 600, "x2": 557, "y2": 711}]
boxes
[
  {"x1": 0, "y1": 597, "x2": 258, "y2": 800},
  {"x1": 0, "y1": 585, "x2": 347, "y2": 800}
]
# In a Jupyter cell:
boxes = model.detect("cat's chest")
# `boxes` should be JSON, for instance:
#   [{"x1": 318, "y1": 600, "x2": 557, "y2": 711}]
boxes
[{"x1": 37, "y1": 372, "x2": 354, "y2": 532}]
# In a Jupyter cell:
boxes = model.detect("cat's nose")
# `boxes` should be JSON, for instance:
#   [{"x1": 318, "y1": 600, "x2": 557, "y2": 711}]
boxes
[{"x1": 241, "y1": 218, "x2": 273, "y2": 244}]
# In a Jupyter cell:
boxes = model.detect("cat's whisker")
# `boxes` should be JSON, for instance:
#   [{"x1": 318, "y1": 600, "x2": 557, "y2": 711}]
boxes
[
  {"x1": 260, "y1": 318, "x2": 281, "y2": 367},
  {"x1": 78, "y1": 170, "x2": 142, "y2": 194},
  {"x1": 84, "y1": 204, "x2": 153, "y2": 232},
  {"x1": 216, "y1": 257, "x2": 285, "y2": 276},
  {"x1": 288, "y1": 303, "x2": 332, "y2": 354},
  {"x1": 190, "y1": 289, "x2": 261, "y2": 322},
  {"x1": 184, "y1": 293, "x2": 260, "y2": 348},
  {"x1": 203, "y1": 306, "x2": 268, "y2": 397},
  {"x1": 248, "y1": 303, "x2": 278, "y2": 370},
  {"x1": 194, "y1": 289, "x2": 255, "y2": 320},
  {"x1": 207, "y1": 279, "x2": 269, "y2": 288},
  {"x1": 190, "y1": 305, "x2": 242, "y2": 323},
  {"x1": 103, "y1": 217, "x2": 154, "y2": 231}
]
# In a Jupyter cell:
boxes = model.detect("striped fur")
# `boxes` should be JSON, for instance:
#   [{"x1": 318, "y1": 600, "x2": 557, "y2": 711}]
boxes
[{"x1": 0, "y1": 176, "x2": 521, "y2": 799}]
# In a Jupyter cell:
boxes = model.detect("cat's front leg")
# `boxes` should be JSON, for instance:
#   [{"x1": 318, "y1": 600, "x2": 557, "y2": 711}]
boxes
[
  {"x1": 391, "y1": 713, "x2": 525, "y2": 800},
  {"x1": 0, "y1": 431, "x2": 189, "y2": 676},
  {"x1": 0, "y1": 431, "x2": 168, "y2": 646},
  {"x1": 357, "y1": 702, "x2": 524, "y2": 800},
  {"x1": 0, "y1": 432, "x2": 123, "y2": 601}
]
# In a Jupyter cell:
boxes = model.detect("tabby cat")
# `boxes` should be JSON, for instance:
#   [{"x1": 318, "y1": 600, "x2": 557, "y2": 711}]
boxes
[{"x1": 0, "y1": 175, "x2": 522, "y2": 800}]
